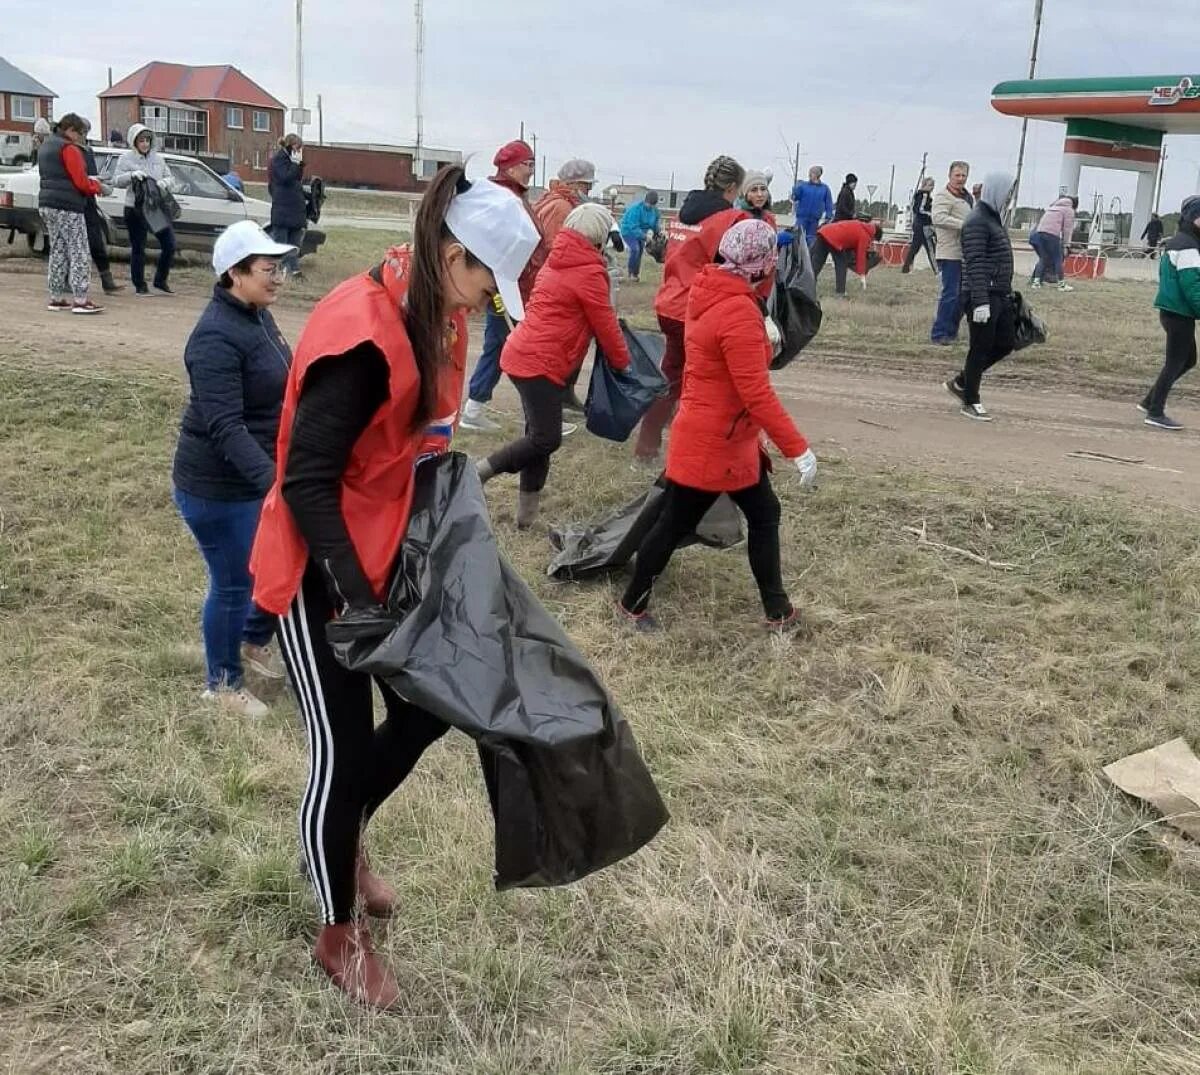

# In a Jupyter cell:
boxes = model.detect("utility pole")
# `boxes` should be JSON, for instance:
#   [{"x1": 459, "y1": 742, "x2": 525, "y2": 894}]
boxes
[
  {"x1": 793, "y1": 143, "x2": 801, "y2": 187},
  {"x1": 1011, "y1": 0, "x2": 1045, "y2": 217},
  {"x1": 887, "y1": 165, "x2": 896, "y2": 219},
  {"x1": 918, "y1": 151, "x2": 928, "y2": 183},
  {"x1": 294, "y1": 0, "x2": 306, "y2": 141},
  {"x1": 317, "y1": 94, "x2": 324, "y2": 146},
  {"x1": 519, "y1": 121, "x2": 524, "y2": 142},
  {"x1": 1154, "y1": 143, "x2": 1167, "y2": 214},
  {"x1": 541, "y1": 155, "x2": 547, "y2": 189},
  {"x1": 530, "y1": 132, "x2": 537, "y2": 166},
  {"x1": 414, "y1": 0, "x2": 425, "y2": 177}
]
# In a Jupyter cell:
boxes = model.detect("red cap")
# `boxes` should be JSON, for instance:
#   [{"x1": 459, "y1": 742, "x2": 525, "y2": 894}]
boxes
[{"x1": 493, "y1": 140, "x2": 534, "y2": 170}]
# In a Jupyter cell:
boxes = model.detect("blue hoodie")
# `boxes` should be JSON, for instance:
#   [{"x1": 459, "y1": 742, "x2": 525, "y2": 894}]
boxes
[
  {"x1": 792, "y1": 179, "x2": 834, "y2": 224},
  {"x1": 620, "y1": 199, "x2": 662, "y2": 240}
]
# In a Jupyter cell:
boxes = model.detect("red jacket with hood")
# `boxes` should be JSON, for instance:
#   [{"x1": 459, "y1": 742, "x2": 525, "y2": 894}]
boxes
[
  {"x1": 533, "y1": 183, "x2": 584, "y2": 246},
  {"x1": 501, "y1": 229, "x2": 631, "y2": 385},
  {"x1": 654, "y1": 188, "x2": 749, "y2": 324},
  {"x1": 491, "y1": 173, "x2": 547, "y2": 302},
  {"x1": 815, "y1": 219, "x2": 877, "y2": 275},
  {"x1": 666, "y1": 264, "x2": 809, "y2": 492}
]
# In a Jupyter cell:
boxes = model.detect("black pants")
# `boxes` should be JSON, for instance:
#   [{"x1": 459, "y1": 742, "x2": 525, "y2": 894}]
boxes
[
  {"x1": 960, "y1": 294, "x2": 1016, "y2": 405},
  {"x1": 810, "y1": 237, "x2": 849, "y2": 294},
  {"x1": 621, "y1": 466, "x2": 791, "y2": 620},
  {"x1": 124, "y1": 207, "x2": 176, "y2": 290},
  {"x1": 85, "y1": 201, "x2": 109, "y2": 275},
  {"x1": 485, "y1": 375, "x2": 565, "y2": 493},
  {"x1": 902, "y1": 225, "x2": 933, "y2": 271},
  {"x1": 269, "y1": 224, "x2": 305, "y2": 274},
  {"x1": 276, "y1": 561, "x2": 450, "y2": 925},
  {"x1": 1143, "y1": 310, "x2": 1197, "y2": 417}
]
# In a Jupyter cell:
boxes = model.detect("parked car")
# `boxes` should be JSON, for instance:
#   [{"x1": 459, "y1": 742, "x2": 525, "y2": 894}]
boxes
[{"x1": 0, "y1": 144, "x2": 326, "y2": 258}]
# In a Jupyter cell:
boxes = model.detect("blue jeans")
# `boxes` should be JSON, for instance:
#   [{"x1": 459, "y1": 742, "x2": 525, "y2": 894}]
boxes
[
  {"x1": 269, "y1": 225, "x2": 305, "y2": 274},
  {"x1": 173, "y1": 488, "x2": 275, "y2": 690},
  {"x1": 467, "y1": 307, "x2": 511, "y2": 404},
  {"x1": 625, "y1": 235, "x2": 644, "y2": 278},
  {"x1": 799, "y1": 217, "x2": 821, "y2": 248},
  {"x1": 931, "y1": 259, "x2": 964, "y2": 342},
  {"x1": 1029, "y1": 231, "x2": 1062, "y2": 284}
]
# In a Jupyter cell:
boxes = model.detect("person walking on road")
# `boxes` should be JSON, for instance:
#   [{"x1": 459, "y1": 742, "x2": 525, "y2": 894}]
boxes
[
  {"x1": 930, "y1": 161, "x2": 974, "y2": 344},
  {"x1": 616, "y1": 219, "x2": 817, "y2": 633},
  {"x1": 268, "y1": 134, "x2": 307, "y2": 279},
  {"x1": 37, "y1": 113, "x2": 106, "y2": 315},
  {"x1": 460, "y1": 140, "x2": 548, "y2": 432},
  {"x1": 632, "y1": 154, "x2": 747, "y2": 467},
  {"x1": 1139, "y1": 195, "x2": 1200, "y2": 430},
  {"x1": 172, "y1": 221, "x2": 297, "y2": 718},
  {"x1": 944, "y1": 172, "x2": 1016, "y2": 422},
  {"x1": 113, "y1": 123, "x2": 178, "y2": 295},
  {"x1": 1142, "y1": 212, "x2": 1165, "y2": 254},
  {"x1": 249, "y1": 168, "x2": 539, "y2": 1011},
  {"x1": 901, "y1": 177, "x2": 936, "y2": 273},
  {"x1": 792, "y1": 165, "x2": 834, "y2": 248},
  {"x1": 478, "y1": 203, "x2": 632, "y2": 528},
  {"x1": 1029, "y1": 194, "x2": 1076, "y2": 291},
  {"x1": 810, "y1": 219, "x2": 882, "y2": 296},
  {"x1": 833, "y1": 174, "x2": 858, "y2": 221},
  {"x1": 619, "y1": 189, "x2": 662, "y2": 282}
]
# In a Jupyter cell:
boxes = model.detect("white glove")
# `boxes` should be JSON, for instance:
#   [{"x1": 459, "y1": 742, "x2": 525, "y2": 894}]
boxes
[
  {"x1": 158, "y1": 177, "x2": 173, "y2": 192},
  {"x1": 290, "y1": 151, "x2": 303, "y2": 165},
  {"x1": 132, "y1": 170, "x2": 147, "y2": 181},
  {"x1": 793, "y1": 449, "x2": 818, "y2": 489},
  {"x1": 860, "y1": 274, "x2": 868, "y2": 291},
  {"x1": 99, "y1": 182, "x2": 114, "y2": 196},
  {"x1": 972, "y1": 304, "x2": 991, "y2": 324},
  {"x1": 764, "y1": 314, "x2": 782, "y2": 356}
]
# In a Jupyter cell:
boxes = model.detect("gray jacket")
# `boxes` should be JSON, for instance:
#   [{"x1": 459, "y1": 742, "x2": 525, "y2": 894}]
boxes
[{"x1": 113, "y1": 123, "x2": 172, "y2": 209}]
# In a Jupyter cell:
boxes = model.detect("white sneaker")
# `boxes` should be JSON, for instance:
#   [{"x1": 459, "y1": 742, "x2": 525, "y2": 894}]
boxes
[
  {"x1": 459, "y1": 399, "x2": 499, "y2": 432},
  {"x1": 960, "y1": 403, "x2": 993, "y2": 422},
  {"x1": 1058, "y1": 281, "x2": 1074, "y2": 292},
  {"x1": 561, "y1": 421, "x2": 578, "y2": 437},
  {"x1": 1029, "y1": 280, "x2": 1042, "y2": 290},
  {"x1": 202, "y1": 685, "x2": 269, "y2": 718},
  {"x1": 242, "y1": 642, "x2": 285, "y2": 680}
]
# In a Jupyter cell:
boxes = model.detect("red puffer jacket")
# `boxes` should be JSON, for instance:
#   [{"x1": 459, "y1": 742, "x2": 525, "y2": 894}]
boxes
[
  {"x1": 815, "y1": 219, "x2": 876, "y2": 275},
  {"x1": 666, "y1": 265, "x2": 809, "y2": 492},
  {"x1": 501, "y1": 228, "x2": 631, "y2": 386}
]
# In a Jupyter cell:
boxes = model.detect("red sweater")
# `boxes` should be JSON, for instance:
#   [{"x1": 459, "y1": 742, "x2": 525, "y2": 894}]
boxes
[
  {"x1": 501, "y1": 229, "x2": 631, "y2": 386},
  {"x1": 815, "y1": 219, "x2": 876, "y2": 275},
  {"x1": 666, "y1": 265, "x2": 808, "y2": 492},
  {"x1": 63, "y1": 143, "x2": 102, "y2": 197}
]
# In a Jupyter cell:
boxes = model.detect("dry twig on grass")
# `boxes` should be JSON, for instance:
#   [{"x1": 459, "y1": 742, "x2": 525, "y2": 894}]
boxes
[{"x1": 904, "y1": 521, "x2": 1016, "y2": 570}]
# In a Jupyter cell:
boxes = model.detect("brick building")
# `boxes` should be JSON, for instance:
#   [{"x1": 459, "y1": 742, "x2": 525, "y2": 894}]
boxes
[
  {"x1": 0, "y1": 56, "x2": 55, "y2": 133},
  {"x1": 99, "y1": 62, "x2": 286, "y2": 180},
  {"x1": 305, "y1": 142, "x2": 464, "y2": 192}
]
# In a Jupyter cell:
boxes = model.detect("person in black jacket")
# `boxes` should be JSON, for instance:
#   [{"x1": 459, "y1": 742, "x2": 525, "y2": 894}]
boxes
[
  {"x1": 833, "y1": 173, "x2": 858, "y2": 221},
  {"x1": 1142, "y1": 213, "x2": 1165, "y2": 253},
  {"x1": 172, "y1": 221, "x2": 297, "y2": 717},
  {"x1": 901, "y1": 176, "x2": 936, "y2": 273},
  {"x1": 268, "y1": 134, "x2": 306, "y2": 277},
  {"x1": 79, "y1": 119, "x2": 123, "y2": 294},
  {"x1": 944, "y1": 172, "x2": 1016, "y2": 422}
]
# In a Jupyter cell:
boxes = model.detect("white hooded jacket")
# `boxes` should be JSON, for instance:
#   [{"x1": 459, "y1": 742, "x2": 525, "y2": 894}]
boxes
[{"x1": 113, "y1": 123, "x2": 173, "y2": 208}]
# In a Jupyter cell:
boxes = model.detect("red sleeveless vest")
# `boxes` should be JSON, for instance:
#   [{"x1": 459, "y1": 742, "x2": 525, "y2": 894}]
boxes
[{"x1": 251, "y1": 250, "x2": 467, "y2": 615}]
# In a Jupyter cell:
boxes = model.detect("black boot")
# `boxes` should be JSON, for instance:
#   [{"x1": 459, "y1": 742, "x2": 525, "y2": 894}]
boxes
[{"x1": 101, "y1": 271, "x2": 125, "y2": 294}]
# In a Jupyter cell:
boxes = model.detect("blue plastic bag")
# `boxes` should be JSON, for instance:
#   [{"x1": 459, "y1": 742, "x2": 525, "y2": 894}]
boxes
[{"x1": 584, "y1": 320, "x2": 669, "y2": 442}]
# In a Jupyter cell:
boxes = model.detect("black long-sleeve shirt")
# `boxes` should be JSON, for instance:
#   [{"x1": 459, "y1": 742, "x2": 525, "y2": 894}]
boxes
[{"x1": 281, "y1": 345, "x2": 389, "y2": 608}]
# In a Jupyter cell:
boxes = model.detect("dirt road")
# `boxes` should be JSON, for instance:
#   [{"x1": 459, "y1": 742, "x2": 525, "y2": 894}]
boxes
[{"x1": 3, "y1": 268, "x2": 1196, "y2": 506}]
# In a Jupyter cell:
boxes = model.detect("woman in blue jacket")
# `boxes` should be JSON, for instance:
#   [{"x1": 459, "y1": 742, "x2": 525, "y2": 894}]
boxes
[
  {"x1": 268, "y1": 134, "x2": 306, "y2": 277},
  {"x1": 619, "y1": 190, "x2": 662, "y2": 282},
  {"x1": 172, "y1": 221, "x2": 297, "y2": 717}
]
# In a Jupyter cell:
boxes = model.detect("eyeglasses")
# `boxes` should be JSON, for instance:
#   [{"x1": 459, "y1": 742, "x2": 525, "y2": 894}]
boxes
[{"x1": 251, "y1": 263, "x2": 287, "y2": 281}]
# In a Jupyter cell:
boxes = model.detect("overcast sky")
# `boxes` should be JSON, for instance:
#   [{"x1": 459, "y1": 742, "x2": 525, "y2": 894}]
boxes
[{"x1": 4, "y1": 0, "x2": 1199, "y2": 211}]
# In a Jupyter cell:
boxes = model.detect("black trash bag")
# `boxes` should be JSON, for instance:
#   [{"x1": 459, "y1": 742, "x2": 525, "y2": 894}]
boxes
[
  {"x1": 327, "y1": 453, "x2": 668, "y2": 890},
  {"x1": 646, "y1": 232, "x2": 668, "y2": 264},
  {"x1": 920, "y1": 224, "x2": 938, "y2": 271},
  {"x1": 547, "y1": 479, "x2": 744, "y2": 581},
  {"x1": 767, "y1": 232, "x2": 823, "y2": 370},
  {"x1": 304, "y1": 175, "x2": 326, "y2": 225},
  {"x1": 1011, "y1": 291, "x2": 1047, "y2": 351},
  {"x1": 584, "y1": 320, "x2": 670, "y2": 443}
]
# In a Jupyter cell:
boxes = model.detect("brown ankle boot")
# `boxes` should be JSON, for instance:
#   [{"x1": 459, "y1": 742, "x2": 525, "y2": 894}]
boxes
[
  {"x1": 355, "y1": 851, "x2": 396, "y2": 918},
  {"x1": 314, "y1": 921, "x2": 400, "y2": 1010}
]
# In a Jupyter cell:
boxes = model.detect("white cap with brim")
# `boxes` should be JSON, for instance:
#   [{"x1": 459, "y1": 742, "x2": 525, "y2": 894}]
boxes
[
  {"x1": 445, "y1": 178, "x2": 540, "y2": 321},
  {"x1": 213, "y1": 220, "x2": 297, "y2": 276}
]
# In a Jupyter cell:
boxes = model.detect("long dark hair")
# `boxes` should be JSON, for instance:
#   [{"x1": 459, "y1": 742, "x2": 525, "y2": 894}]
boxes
[{"x1": 405, "y1": 164, "x2": 482, "y2": 430}]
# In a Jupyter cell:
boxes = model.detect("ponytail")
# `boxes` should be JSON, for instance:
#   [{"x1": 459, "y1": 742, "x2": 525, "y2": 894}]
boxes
[{"x1": 405, "y1": 164, "x2": 478, "y2": 430}]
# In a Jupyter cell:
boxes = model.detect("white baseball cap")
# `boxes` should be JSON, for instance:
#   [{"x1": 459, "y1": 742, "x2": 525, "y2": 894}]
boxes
[
  {"x1": 212, "y1": 220, "x2": 296, "y2": 276},
  {"x1": 445, "y1": 178, "x2": 540, "y2": 321}
]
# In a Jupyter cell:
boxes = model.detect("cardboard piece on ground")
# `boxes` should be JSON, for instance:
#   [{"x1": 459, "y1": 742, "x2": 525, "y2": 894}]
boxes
[{"x1": 1103, "y1": 738, "x2": 1200, "y2": 841}]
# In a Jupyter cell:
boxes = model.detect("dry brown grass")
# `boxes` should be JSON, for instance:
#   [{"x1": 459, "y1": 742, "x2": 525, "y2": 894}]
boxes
[{"x1": 3, "y1": 333, "x2": 1200, "y2": 1072}]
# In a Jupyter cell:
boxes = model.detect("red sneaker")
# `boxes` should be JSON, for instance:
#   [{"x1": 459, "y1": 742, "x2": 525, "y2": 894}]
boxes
[
  {"x1": 314, "y1": 922, "x2": 400, "y2": 1010},
  {"x1": 71, "y1": 300, "x2": 104, "y2": 315},
  {"x1": 46, "y1": 299, "x2": 70, "y2": 312}
]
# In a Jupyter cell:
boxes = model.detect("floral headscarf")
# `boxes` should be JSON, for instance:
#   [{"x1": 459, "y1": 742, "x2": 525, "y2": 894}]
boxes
[{"x1": 717, "y1": 219, "x2": 778, "y2": 281}]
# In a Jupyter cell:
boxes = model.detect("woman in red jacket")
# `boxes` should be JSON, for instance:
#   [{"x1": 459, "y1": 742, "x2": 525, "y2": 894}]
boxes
[
  {"x1": 478, "y1": 203, "x2": 631, "y2": 528},
  {"x1": 811, "y1": 219, "x2": 883, "y2": 296},
  {"x1": 617, "y1": 219, "x2": 817, "y2": 631},
  {"x1": 249, "y1": 167, "x2": 539, "y2": 1010}
]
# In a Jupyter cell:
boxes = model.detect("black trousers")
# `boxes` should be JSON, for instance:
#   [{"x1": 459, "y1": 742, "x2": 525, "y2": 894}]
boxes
[
  {"x1": 276, "y1": 561, "x2": 450, "y2": 925},
  {"x1": 84, "y1": 201, "x2": 109, "y2": 274},
  {"x1": 902, "y1": 225, "x2": 934, "y2": 271},
  {"x1": 485, "y1": 375, "x2": 565, "y2": 493},
  {"x1": 124, "y1": 208, "x2": 176, "y2": 290},
  {"x1": 1144, "y1": 310, "x2": 1197, "y2": 417},
  {"x1": 960, "y1": 294, "x2": 1016, "y2": 405},
  {"x1": 621, "y1": 466, "x2": 791, "y2": 620},
  {"x1": 810, "y1": 237, "x2": 850, "y2": 294}
]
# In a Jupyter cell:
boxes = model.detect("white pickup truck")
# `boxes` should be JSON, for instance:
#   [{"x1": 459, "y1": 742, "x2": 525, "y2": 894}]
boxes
[{"x1": 0, "y1": 144, "x2": 324, "y2": 258}]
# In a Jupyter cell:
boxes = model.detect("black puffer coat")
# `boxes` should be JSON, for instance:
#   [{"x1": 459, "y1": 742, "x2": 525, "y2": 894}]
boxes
[{"x1": 960, "y1": 202, "x2": 1013, "y2": 310}]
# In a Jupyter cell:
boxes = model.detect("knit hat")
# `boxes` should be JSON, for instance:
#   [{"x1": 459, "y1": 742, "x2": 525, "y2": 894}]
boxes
[
  {"x1": 704, "y1": 155, "x2": 745, "y2": 192},
  {"x1": 1182, "y1": 196, "x2": 1200, "y2": 226},
  {"x1": 493, "y1": 140, "x2": 534, "y2": 170},
  {"x1": 33, "y1": 117, "x2": 51, "y2": 137},
  {"x1": 845, "y1": 173, "x2": 858, "y2": 184},
  {"x1": 558, "y1": 158, "x2": 596, "y2": 183},
  {"x1": 563, "y1": 202, "x2": 613, "y2": 246},
  {"x1": 741, "y1": 170, "x2": 770, "y2": 198},
  {"x1": 717, "y1": 218, "x2": 778, "y2": 280}
]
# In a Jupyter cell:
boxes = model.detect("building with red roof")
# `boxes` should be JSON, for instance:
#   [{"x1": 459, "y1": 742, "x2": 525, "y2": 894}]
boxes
[{"x1": 100, "y1": 62, "x2": 287, "y2": 179}]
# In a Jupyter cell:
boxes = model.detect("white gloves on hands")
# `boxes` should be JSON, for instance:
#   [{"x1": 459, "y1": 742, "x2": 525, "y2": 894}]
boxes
[
  {"x1": 860, "y1": 275, "x2": 868, "y2": 291},
  {"x1": 99, "y1": 182, "x2": 114, "y2": 196},
  {"x1": 290, "y1": 151, "x2": 303, "y2": 165},
  {"x1": 972, "y1": 304, "x2": 991, "y2": 324},
  {"x1": 764, "y1": 314, "x2": 783, "y2": 356},
  {"x1": 132, "y1": 170, "x2": 147, "y2": 181},
  {"x1": 793, "y1": 449, "x2": 818, "y2": 489}
]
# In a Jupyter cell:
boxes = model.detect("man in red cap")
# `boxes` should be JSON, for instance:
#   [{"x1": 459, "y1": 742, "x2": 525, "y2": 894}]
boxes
[{"x1": 461, "y1": 140, "x2": 548, "y2": 431}]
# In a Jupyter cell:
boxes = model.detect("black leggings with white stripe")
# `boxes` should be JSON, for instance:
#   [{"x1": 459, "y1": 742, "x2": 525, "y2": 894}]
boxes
[{"x1": 276, "y1": 561, "x2": 450, "y2": 925}]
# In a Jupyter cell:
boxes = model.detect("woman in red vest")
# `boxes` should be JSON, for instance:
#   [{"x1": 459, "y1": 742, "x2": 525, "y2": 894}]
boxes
[
  {"x1": 249, "y1": 166, "x2": 539, "y2": 1010},
  {"x1": 617, "y1": 219, "x2": 817, "y2": 631}
]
